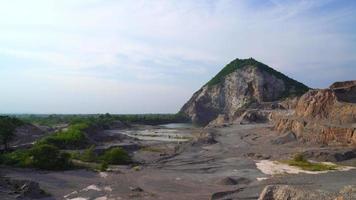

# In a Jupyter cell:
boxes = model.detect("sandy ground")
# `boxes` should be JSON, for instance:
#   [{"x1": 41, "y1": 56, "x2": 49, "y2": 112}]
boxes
[{"x1": 1, "y1": 123, "x2": 356, "y2": 200}]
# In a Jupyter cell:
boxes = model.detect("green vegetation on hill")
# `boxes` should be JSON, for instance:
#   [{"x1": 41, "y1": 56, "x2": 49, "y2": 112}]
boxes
[
  {"x1": 0, "y1": 114, "x2": 135, "y2": 170},
  {"x1": 38, "y1": 123, "x2": 89, "y2": 149},
  {"x1": 205, "y1": 58, "x2": 309, "y2": 98}
]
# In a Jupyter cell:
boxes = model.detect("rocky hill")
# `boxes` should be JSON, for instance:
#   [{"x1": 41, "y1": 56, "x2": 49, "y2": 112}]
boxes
[
  {"x1": 180, "y1": 58, "x2": 309, "y2": 125},
  {"x1": 273, "y1": 81, "x2": 356, "y2": 145}
]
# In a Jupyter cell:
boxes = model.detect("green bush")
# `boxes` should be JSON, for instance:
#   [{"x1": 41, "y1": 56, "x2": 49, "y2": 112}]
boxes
[
  {"x1": 38, "y1": 123, "x2": 89, "y2": 149},
  {"x1": 30, "y1": 144, "x2": 71, "y2": 170},
  {"x1": 80, "y1": 145, "x2": 96, "y2": 162},
  {"x1": 293, "y1": 153, "x2": 307, "y2": 162},
  {"x1": 100, "y1": 147, "x2": 131, "y2": 165},
  {"x1": 99, "y1": 161, "x2": 108, "y2": 171},
  {"x1": 0, "y1": 149, "x2": 32, "y2": 167},
  {"x1": 0, "y1": 144, "x2": 72, "y2": 170}
]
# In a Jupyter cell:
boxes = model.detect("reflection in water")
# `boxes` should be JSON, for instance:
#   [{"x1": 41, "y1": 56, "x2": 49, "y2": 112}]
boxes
[{"x1": 159, "y1": 123, "x2": 195, "y2": 129}]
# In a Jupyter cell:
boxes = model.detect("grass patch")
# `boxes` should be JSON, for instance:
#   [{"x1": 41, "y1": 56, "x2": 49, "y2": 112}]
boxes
[
  {"x1": 140, "y1": 146, "x2": 164, "y2": 153},
  {"x1": 283, "y1": 153, "x2": 337, "y2": 171}
]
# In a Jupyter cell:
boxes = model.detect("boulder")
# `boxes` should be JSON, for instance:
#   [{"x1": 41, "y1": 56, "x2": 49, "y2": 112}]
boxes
[
  {"x1": 271, "y1": 131, "x2": 297, "y2": 145},
  {"x1": 0, "y1": 177, "x2": 50, "y2": 199},
  {"x1": 217, "y1": 177, "x2": 251, "y2": 186}
]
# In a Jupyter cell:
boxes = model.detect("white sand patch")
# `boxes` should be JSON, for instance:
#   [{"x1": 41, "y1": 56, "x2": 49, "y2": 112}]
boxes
[
  {"x1": 256, "y1": 177, "x2": 268, "y2": 181},
  {"x1": 94, "y1": 196, "x2": 108, "y2": 200},
  {"x1": 99, "y1": 172, "x2": 108, "y2": 178},
  {"x1": 65, "y1": 184, "x2": 113, "y2": 200},
  {"x1": 256, "y1": 160, "x2": 355, "y2": 175},
  {"x1": 104, "y1": 186, "x2": 112, "y2": 192},
  {"x1": 64, "y1": 191, "x2": 78, "y2": 198},
  {"x1": 83, "y1": 184, "x2": 102, "y2": 191}
]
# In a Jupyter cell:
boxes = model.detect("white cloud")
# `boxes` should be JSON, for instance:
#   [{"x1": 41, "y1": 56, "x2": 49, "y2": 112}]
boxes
[{"x1": 0, "y1": 0, "x2": 355, "y2": 113}]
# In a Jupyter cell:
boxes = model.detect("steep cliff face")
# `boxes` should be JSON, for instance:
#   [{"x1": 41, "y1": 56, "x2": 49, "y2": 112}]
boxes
[
  {"x1": 180, "y1": 58, "x2": 309, "y2": 125},
  {"x1": 273, "y1": 81, "x2": 356, "y2": 145}
]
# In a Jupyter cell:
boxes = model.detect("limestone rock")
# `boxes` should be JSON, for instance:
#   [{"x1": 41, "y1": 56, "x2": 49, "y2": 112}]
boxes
[
  {"x1": 273, "y1": 81, "x2": 356, "y2": 146},
  {"x1": 180, "y1": 58, "x2": 309, "y2": 125},
  {"x1": 258, "y1": 185, "x2": 356, "y2": 200},
  {"x1": 258, "y1": 185, "x2": 329, "y2": 200}
]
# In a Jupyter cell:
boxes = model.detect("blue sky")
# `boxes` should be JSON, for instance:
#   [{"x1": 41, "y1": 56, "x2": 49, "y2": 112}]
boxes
[{"x1": 0, "y1": 0, "x2": 355, "y2": 114}]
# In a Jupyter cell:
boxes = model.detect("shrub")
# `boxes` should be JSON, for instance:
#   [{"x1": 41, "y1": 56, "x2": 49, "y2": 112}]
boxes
[
  {"x1": 100, "y1": 147, "x2": 131, "y2": 165},
  {"x1": 80, "y1": 145, "x2": 96, "y2": 162},
  {"x1": 30, "y1": 144, "x2": 71, "y2": 170},
  {"x1": 293, "y1": 153, "x2": 307, "y2": 162},
  {"x1": 99, "y1": 161, "x2": 108, "y2": 171},
  {"x1": 0, "y1": 149, "x2": 32, "y2": 167},
  {"x1": 0, "y1": 144, "x2": 72, "y2": 170}
]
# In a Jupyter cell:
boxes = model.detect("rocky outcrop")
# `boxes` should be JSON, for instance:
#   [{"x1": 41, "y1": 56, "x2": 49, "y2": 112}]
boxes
[
  {"x1": 258, "y1": 185, "x2": 356, "y2": 200},
  {"x1": 0, "y1": 177, "x2": 50, "y2": 199},
  {"x1": 258, "y1": 185, "x2": 330, "y2": 200},
  {"x1": 273, "y1": 81, "x2": 356, "y2": 145},
  {"x1": 181, "y1": 58, "x2": 309, "y2": 125}
]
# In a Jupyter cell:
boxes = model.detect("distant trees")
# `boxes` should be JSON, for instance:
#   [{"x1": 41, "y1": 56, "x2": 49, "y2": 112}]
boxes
[{"x1": 0, "y1": 116, "x2": 23, "y2": 151}]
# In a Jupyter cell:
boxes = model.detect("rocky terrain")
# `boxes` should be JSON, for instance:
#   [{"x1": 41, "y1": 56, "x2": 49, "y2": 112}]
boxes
[
  {"x1": 1, "y1": 123, "x2": 355, "y2": 200},
  {"x1": 258, "y1": 184, "x2": 356, "y2": 200},
  {"x1": 273, "y1": 81, "x2": 356, "y2": 145},
  {"x1": 180, "y1": 58, "x2": 309, "y2": 125}
]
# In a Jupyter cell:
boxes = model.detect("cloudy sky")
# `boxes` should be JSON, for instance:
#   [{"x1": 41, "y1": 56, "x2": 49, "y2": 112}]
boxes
[{"x1": 1, "y1": 0, "x2": 355, "y2": 114}]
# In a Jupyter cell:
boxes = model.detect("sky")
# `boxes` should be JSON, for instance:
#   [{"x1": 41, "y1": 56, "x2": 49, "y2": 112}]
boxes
[{"x1": 0, "y1": 0, "x2": 355, "y2": 114}]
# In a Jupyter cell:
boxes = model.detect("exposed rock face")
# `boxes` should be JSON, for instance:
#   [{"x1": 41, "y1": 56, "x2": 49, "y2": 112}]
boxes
[
  {"x1": 258, "y1": 185, "x2": 356, "y2": 200},
  {"x1": 273, "y1": 81, "x2": 356, "y2": 145},
  {"x1": 181, "y1": 58, "x2": 309, "y2": 125}
]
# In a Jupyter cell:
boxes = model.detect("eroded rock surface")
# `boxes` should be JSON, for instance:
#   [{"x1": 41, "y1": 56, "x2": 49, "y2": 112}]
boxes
[
  {"x1": 258, "y1": 185, "x2": 356, "y2": 200},
  {"x1": 180, "y1": 58, "x2": 309, "y2": 125},
  {"x1": 273, "y1": 81, "x2": 356, "y2": 145}
]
